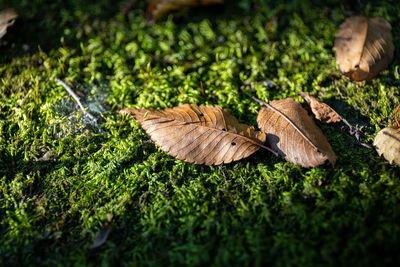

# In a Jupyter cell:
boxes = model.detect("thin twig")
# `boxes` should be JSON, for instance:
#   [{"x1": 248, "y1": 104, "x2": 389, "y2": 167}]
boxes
[
  {"x1": 252, "y1": 96, "x2": 320, "y2": 152},
  {"x1": 339, "y1": 116, "x2": 371, "y2": 149},
  {"x1": 338, "y1": 116, "x2": 353, "y2": 132},
  {"x1": 55, "y1": 78, "x2": 98, "y2": 124}
]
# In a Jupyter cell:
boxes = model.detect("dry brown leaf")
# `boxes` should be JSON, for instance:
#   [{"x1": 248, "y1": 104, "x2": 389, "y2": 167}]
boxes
[
  {"x1": 334, "y1": 15, "x2": 394, "y2": 81},
  {"x1": 147, "y1": 0, "x2": 224, "y2": 23},
  {"x1": 298, "y1": 92, "x2": 341, "y2": 123},
  {"x1": 120, "y1": 104, "x2": 274, "y2": 165},
  {"x1": 0, "y1": 8, "x2": 17, "y2": 39},
  {"x1": 374, "y1": 127, "x2": 400, "y2": 165},
  {"x1": 256, "y1": 98, "x2": 337, "y2": 168}
]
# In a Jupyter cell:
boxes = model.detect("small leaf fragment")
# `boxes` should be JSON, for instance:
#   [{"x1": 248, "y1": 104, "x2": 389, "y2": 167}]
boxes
[
  {"x1": 256, "y1": 98, "x2": 337, "y2": 168},
  {"x1": 298, "y1": 92, "x2": 341, "y2": 123},
  {"x1": 334, "y1": 15, "x2": 394, "y2": 81},
  {"x1": 120, "y1": 104, "x2": 273, "y2": 165},
  {"x1": 373, "y1": 127, "x2": 400, "y2": 165}
]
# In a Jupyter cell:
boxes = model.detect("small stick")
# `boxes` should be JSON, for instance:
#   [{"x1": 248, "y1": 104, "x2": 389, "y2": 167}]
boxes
[
  {"x1": 340, "y1": 116, "x2": 371, "y2": 149},
  {"x1": 55, "y1": 78, "x2": 98, "y2": 124}
]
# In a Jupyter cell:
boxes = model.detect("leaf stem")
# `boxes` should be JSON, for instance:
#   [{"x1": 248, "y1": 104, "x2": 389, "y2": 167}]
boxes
[
  {"x1": 258, "y1": 143, "x2": 279, "y2": 156},
  {"x1": 340, "y1": 116, "x2": 371, "y2": 149}
]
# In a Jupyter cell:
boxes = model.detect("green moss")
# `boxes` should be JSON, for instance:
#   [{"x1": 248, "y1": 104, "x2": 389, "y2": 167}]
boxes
[{"x1": 1, "y1": 0, "x2": 400, "y2": 266}]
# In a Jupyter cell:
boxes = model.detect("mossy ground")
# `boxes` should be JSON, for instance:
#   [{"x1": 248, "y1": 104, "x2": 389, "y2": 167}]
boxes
[{"x1": 1, "y1": 0, "x2": 400, "y2": 266}]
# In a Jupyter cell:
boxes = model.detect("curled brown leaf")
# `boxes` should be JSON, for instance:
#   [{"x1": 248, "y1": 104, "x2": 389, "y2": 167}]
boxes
[{"x1": 298, "y1": 92, "x2": 341, "y2": 123}]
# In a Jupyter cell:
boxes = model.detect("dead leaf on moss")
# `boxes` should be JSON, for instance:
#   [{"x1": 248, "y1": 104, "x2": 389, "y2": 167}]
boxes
[
  {"x1": 255, "y1": 97, "x2": 337, "y2": 168},
  {"x1": 334, "y1": 15, "x2": 394, "y2": 81},
  {"x1": 147, "y1": 0, "x2": 224, "y2": 23},
  {"x1": 120, "y1": 104, "x2": 276, "y2": 165}
]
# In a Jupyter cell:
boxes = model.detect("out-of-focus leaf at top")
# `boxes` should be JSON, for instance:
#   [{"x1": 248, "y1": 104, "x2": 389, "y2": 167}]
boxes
[
  {"x1": 147, "y1": 0, "x2": 224, "y2": 23},
  {"x1": 0, "y1": 8, "x2": 18, "y2": 40},
  {"x1": 334, "y1": 15, "x2": 394, "y2": 81}
]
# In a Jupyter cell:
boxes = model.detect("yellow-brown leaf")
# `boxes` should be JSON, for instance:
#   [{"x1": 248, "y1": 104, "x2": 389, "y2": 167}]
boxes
[{"x1": 120, "y1": 104, "x2": 268, "y2": 165}]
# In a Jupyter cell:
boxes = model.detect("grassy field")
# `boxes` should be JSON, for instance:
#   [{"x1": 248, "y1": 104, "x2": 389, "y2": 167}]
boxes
[{"x1": 1, "y1": 0, "x2": 400, "y2": 265}]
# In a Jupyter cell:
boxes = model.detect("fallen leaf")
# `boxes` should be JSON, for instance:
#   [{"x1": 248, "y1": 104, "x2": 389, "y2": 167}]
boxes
[
  {"x1": 298, "y1": 92, "x2": 341, "y2": 123},
  {"x1": 373, "y1": 127, "x2": 400, "y2": 165},
  {"x1": 0, "y1": 8, "x2": 18, "y2": 39},
  {"x1": 256, "y1": 98, "x2": 337, "y2": 168},
  {"x1": 334, "y1": 15, "x2": 394, "y2": 81},
  {"x1": 120, "y1": 104, "x2": 275, "y2": 165},
  {"x1": 147, "y1": 0, "x2": 224, "y2": 23}
]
